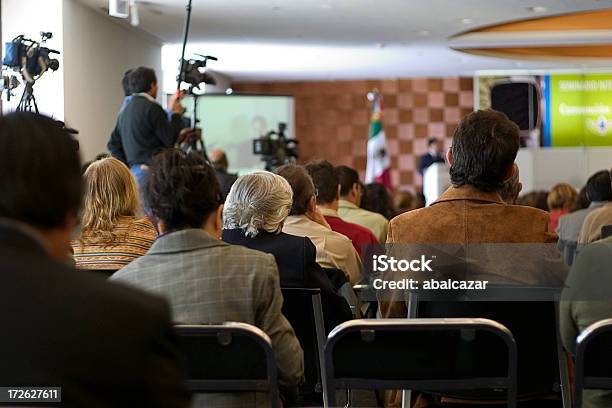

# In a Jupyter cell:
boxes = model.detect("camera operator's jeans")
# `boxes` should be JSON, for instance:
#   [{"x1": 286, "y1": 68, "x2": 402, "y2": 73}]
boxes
[{"x1": 130, "y1": 164, "x2": 149, "y2": 200}]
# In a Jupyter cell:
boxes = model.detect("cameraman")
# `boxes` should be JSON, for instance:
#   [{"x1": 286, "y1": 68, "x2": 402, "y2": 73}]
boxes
[{"x1": 107, "y1": 67, "x2": 198, "y2": 190}]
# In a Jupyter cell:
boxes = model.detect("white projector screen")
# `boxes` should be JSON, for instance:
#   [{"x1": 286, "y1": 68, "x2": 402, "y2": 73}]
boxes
[{"x1": 181, "y1": 94, "x2": 295, "y2": 175}]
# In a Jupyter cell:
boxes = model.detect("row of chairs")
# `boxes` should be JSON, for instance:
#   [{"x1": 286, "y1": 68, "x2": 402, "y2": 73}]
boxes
[{"x1": 175, "y1": 287, "x2": 612, "y2": 408}]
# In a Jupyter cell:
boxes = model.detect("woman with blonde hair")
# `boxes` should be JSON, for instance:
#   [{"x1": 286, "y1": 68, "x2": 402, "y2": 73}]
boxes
[
  {"x1": 547, "y1": 182, "x2": 578, "y2": 232},
  {"x1": 72, "y1": 157, "x2": 157, "y2": 272}
]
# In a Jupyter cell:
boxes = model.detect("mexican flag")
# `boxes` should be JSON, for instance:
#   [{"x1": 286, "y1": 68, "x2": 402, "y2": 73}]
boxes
[{"x1": 365, "y1": 91, "x2": 391, "y2": 188}]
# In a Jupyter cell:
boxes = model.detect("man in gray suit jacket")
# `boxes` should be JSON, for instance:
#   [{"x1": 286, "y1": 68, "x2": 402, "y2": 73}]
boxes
[{"x1": 112, "y1": 149, "x2": 303, "y2": 407}]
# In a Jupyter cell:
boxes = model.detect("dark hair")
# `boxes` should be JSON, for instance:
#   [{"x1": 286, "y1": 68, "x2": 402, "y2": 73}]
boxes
[
  {"x1": 571, "y1": 186, "x2": 591, "y2": 213},
  {"x1": 0, "y1": 112, "x2": 82, "y2": 228},
  {"x1": 129, "y1": 67, "x2": 157, "y2": 94},
  {"x1": 144, "y1": 149, "x2": 221, "y2": 231},
  {"x1": 362, "y1": 183, "x2": 396, "y2": 219},
  {"x1": 585, "y1": 170, "x2": 612, "y2": 202},
  {"x1": 304, "y1": 159, "x2": 339, "y2": 204},
  {"x1": 428, "y1": 137, "x2": 439, "y2": 146},
  {"x1": 450, "y1": 110, "x2": 519, "y2": 192},
  {"x1": 336, "y1": 165, "x2": 360, "y2": 196},
  {"x1": 274, "y1": 164, "x2": 315, "y2": 215},
  {"x1": 517, "y1": 191, "x2": 549, "y2": 211},
  {"x1": 122, "y1": 69, "x2": 133, "y2": 96}
]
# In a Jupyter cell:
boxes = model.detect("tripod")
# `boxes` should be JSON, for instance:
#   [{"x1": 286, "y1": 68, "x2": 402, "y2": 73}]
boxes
[{"x1": 17, "y1": 82, "x2": 39, "y2": 113}]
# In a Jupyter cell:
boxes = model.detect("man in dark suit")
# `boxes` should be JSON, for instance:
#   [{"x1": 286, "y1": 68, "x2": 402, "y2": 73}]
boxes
[
  {"x1": 0, "y1": 112, "x2": 189, "y2": 407},
  {"x1": 210, "y1": 148, "x2": 238, "y2": 199},
  {"x1": 418, "y1": 137, "x2": 445, "y2": 176}
]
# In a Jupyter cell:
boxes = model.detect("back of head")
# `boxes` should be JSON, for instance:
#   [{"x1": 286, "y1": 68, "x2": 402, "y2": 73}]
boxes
[
  {"x1": 129, "y1": 67, "x2": 156, "y2": 94},
  {"x1": 497, "y1": 163, "x2": 520, "y2": 204},
  {"x1": 304, "y1": 159, "x2": 338, "y2": 205},
  {"x1": 145, "y1": 149, "x2": 221, "y2": 231},
  {"x1": 363, "y1": 183, "x2": 395, "y2": 219},
  {"x1": 450, "y1": 110, "x2": 520, "y2": 192},
  {"x1": 274, "y1": 164, "x2": 315, "y2": 215},
  {"x1": 209, "y1": 148, "x2": 229, "y2": 172},
  {"x1": 571, "y1": 186, "x2": 591, "y2": 212},
  {"x1": 585, "y1": 170, "x2": 612, "y2": 202},
  {"x1": 223, "y1": 171, "x2": 293, "y2": 237},
  {"x1": 0, "y1": 112, "x2": 82, "y2": 229},
  {"x1": 517, "y1": 191, "x2": 549, "y2": 211},
  {"x1": 81, "y1": 158, "x2": 140, "y2": 240},
  {"x1": 335, "y1": 165, "x2": 360, "y2": 197},
  {"x1": 122, "y1": 69, "x2": 133, "y2": 97},
  {"x1": 547, "y1": 183, "x2": 577, "y2": 211}
]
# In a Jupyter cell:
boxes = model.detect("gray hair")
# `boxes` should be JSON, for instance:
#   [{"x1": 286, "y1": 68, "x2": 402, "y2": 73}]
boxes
[
  {"x1": 223, "y1": 171, "x2": 293, "y2": 237},
  {"x1": 498, "y1": 163, "x2": 520, "y2": 204}
]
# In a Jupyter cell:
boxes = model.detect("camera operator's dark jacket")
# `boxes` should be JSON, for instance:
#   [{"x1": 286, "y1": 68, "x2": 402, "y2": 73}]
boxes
[{"x1": 108, "y1": 94, "x2": 183, "y2": 166}]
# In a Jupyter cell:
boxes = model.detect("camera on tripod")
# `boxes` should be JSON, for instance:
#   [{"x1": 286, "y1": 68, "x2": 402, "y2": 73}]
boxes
[
  {"x1": 177, "y1": 54, "x2": 217, "y2": 90},
  {"x1": 2, "y1": 31, "x2": 61, "y2": 112},
  {"x1": 253, "y1": 123, "x2": 299, "y2": 170}
]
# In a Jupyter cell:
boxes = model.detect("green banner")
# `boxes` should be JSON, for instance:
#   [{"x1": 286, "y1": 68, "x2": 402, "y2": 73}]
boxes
[{"x1": 549, "y1": 74, "x2": 612, "y2": 147}]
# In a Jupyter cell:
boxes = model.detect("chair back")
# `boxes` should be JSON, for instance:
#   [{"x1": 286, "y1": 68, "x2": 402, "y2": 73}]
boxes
[
  {"x1": 80, "y1": 269, "x2": 117, "y2": 279},
  {"x1": 413, "y1": 287, "x2": 564, "y2": 401},
  {"x1": 281, "y1": 288, "x2": 327, "y2": 402},
  {"x1": 574, "y1": 318, "x2": 612, "y2": 408},
  {"x1": 324, "y1": 318, "x2": 517, "y2": 408},
  {"x1": 175, "y1": 323, "x2": 279, "y2": 408}
]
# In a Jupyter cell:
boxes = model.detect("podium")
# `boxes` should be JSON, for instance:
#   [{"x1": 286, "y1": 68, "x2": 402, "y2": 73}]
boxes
[{"x1": 423, "y1": 162, "x2": 450, "y2": 206}]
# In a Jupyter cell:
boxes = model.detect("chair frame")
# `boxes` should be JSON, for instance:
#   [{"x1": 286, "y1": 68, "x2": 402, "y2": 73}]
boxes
[
  {"x1": 574, "y1": 318, "x2": 612, "y2": 408},
  {"x1": 175, "y1": 322, "x2": 280, "y2": 408},
  {"x1": 281, "y1": 287, "x2": 328, "y2": 407},
  {"x1": 324, "y1": 318, "x2": 517, "y2": 408}
]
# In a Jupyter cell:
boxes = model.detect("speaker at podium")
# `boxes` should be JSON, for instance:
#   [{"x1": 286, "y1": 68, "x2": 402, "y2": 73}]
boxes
[{"x1": 423, "y1": 162, "x2": 450, "y2": 206}]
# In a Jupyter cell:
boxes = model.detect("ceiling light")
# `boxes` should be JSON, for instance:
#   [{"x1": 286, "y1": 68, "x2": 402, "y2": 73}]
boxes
[
  {"x1": 461, "y1": 18, "x2": 473, "y2": 24},
  {"x1": 225, "y1": 88, "x2": 233, "y2": 95},
  {"x1": 528, "y1": 6, "x2": 547, "y2": 12}
]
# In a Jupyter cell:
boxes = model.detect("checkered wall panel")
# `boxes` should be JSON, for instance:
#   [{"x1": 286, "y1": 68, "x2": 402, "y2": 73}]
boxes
[{"x1": 233, "y1": 77, "x2": 474, "y2": 192}]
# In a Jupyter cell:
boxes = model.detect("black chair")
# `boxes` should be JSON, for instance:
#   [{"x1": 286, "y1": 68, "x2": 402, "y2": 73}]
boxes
[
  {"x1": 410, "y1": 286, "x2": 569, "y2": 406},
  {"x1": 281, "y1": 288, "x2": 327, "y2": 405},
  {"x1": 79, "y1": 269, "x2": 117, "y2": 279},
  {"x1": 175, "y1": 323, "x2": 280, "y2": 408},
  {"x1": 324, "y1": 318, "x2": 517, "y2": 408},
  {"x1": 574, "y1": 318, "x2": 612, "y2": 408}
]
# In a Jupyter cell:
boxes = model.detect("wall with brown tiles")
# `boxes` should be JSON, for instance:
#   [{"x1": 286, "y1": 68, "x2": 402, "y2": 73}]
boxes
[{"x1": 233, "y1": 77, "x2": 474, "y2": 192}]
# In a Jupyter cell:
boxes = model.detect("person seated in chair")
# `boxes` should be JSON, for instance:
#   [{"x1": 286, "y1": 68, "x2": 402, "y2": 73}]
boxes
[
  {"x1": 72, "y1": 157, "x2": 157, "y2": 271},
  {"x1": 222, "y1": 171, "x2": 352, "y2": 332},
  {"x1": 111, "y1": 149, "x2": 303, "y2": 407}
]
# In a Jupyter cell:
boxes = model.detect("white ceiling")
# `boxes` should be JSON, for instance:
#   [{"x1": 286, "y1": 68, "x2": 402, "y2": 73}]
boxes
[{"x1": 81, "y1": 0, "x2": 612, "y2": 81}]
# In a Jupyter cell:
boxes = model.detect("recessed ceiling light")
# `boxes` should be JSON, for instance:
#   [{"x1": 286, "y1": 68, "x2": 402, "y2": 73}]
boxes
[
  {"x1": 528, "y1": 6, "x2": 547, "y2": 12},
  {"x1": 461, "y1": 18, "x2": 473, "y2": 24},
  {"x1": 417, "y1": 30, "x2": 431, "y2": 36}
]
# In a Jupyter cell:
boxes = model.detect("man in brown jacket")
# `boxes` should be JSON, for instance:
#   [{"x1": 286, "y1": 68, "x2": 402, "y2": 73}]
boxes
[{"x1": 380, "y1": 110, "x2": 566, "y2": 407}]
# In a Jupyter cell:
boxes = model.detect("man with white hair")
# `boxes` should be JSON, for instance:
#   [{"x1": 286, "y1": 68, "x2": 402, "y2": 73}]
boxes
[{"x1": 222, "y1": 171, "x2": 352, "y2": 332}]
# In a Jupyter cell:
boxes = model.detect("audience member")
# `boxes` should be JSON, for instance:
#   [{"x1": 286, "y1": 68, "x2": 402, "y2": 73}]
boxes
[
  {"x1": 72, "y1": 157, "x2": 157, "y2": 271},
  {"x1": 118, "y1": 69, "x2": 133, "y2": 113},
  {"x1": 304, "y1": 160, "x2": 378, "y2": 256},
  {"x1": 111, "y1": 149, "x2": 303, "y2": 406},
  {"x1": 382, "y1": 110, "x2": 558, "y2": 319},
  {"x1": 547, "y1": 182, "x2": 578, "y2": 232},
  {"x1": 497, "y1": 163, "x2": 522, "y2": 204},
  {"x1": 418, "y1": 137, "x2": 445, "y2": 176},
  {"x1": 578, "y1": 168, "x2": 612, "y2": 246},
  {"x1": 517, "y1": 190, "x2": 549, "y2": 211},
  {"x1": 0, "y1": 112, "x2": 189, "y2": 407},
  {"x1": 336, "y1": 165, "x2": 389, "y2": 242},
  {"x1": 561, "y1": 234, "x2": 612, "y2": 408},
  {"x1": 222, "y1": 171, "x2": 352, "y2": 332},
  {"x1": 107, "y1": 67, "x2": 197, "y2": 191},
  {"x1": 393, "y1": 190, "x2": 415, "y2": 214},
  {"x1": 571, "y1": 185, "x2": 591, "y2": 212},
  {"x1": 362, "y1": 182, "x2": 396, "y2": 219},
  {"x1": 558, "y1": 170, "x2": 612, "y2": 265},
  {"x1": 210, "y1": 147, "x2": 238, "y2": 199},
  {"x1": 275, "y1": 164, "x2": 362, "y2": 284}
]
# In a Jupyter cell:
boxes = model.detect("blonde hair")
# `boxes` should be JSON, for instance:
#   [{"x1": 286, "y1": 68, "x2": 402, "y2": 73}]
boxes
[
  {"x1": 547, "y1": 183, "x2": 577, "y2": 211},
  {"x1": 80, "y1": 158, "x2": 140, "y2": 242}
]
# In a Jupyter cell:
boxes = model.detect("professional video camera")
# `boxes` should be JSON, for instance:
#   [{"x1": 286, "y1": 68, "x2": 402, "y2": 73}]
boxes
[
  {"x1": 2, "y1": 31, "x2": 60, "y2": 112},
  {"x1": 253, "y1": 122, "x2": 299, "y2": 171},
  {"x1": 177, "y1": 54, "x2": 217, "y2": 89}
]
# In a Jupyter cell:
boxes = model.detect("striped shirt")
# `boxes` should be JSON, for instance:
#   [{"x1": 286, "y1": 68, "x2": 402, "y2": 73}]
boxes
[{"x1": 72, "y1": 216, "x2": 157, "y2": 270}]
